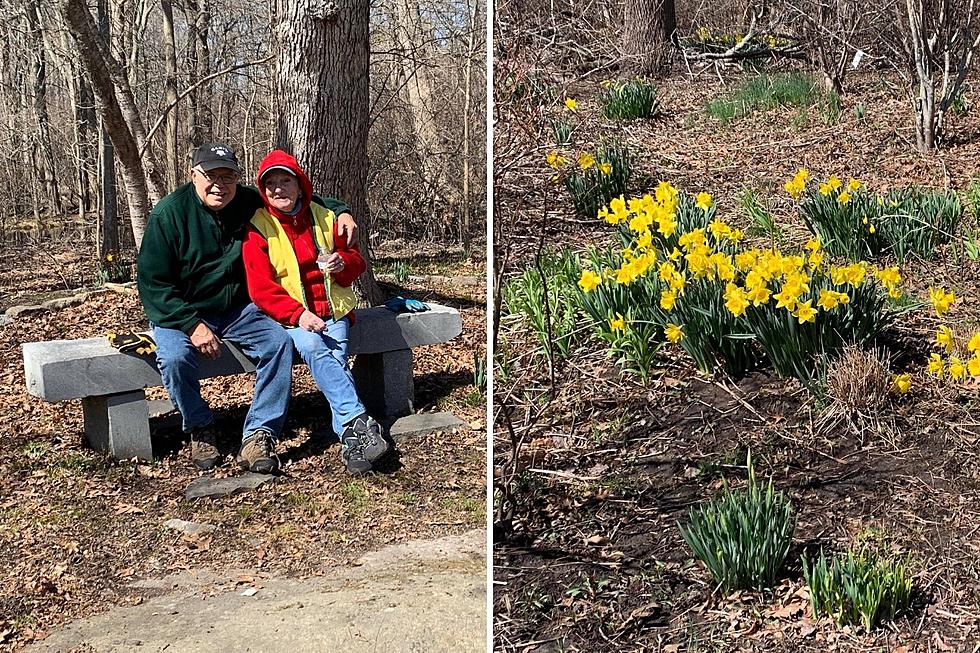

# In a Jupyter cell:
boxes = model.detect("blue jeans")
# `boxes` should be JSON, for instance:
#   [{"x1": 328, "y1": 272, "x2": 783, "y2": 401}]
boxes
[
  {"x1": 288, "y1": 317, "x2": 365, "y2": 436},
  {"x1": 153, "y1": 303, "x2": 293, "y2": 441}
]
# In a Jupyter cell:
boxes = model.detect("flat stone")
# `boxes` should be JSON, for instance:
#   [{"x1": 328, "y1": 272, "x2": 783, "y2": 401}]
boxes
[
  {"x1": 30, "y1": 530, "x2": 486, "y2": 653},
  {"x1": 388, "y1": 412, "x2": 466, "y2": 441},
  {"x1": 7, "y1": 304, "x2": 45, "y2": 319},
  {"x1": 42, "y1": 295, "x2": 88, "y2": 311},
  {"x1": 185, "y1": 473, "x2": 276, "y2": 501},
  {"x1": 164, "y1": 518, "x2": 217, "y2": 535}
]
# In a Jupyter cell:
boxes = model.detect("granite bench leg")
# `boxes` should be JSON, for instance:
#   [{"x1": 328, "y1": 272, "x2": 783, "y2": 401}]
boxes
[
  {"x1": 81, "y1": 390, "x2": 153, "y2": 461},
  {"x1": 352, "y1": 349, "x2": 415, "y2": 419}
]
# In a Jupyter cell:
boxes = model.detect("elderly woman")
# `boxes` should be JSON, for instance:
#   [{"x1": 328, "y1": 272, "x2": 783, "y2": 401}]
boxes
[{"x1": 242, "y1": 150, "x2": 389, "y2": 475}]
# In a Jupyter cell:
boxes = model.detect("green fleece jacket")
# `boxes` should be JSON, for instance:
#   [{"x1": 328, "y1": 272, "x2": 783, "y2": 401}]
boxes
[{"x1": 137, "y1": 182, "x2": 348, "y2": 333}]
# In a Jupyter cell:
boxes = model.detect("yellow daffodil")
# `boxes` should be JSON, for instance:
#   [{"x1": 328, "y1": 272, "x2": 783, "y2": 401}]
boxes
[
  {"x1": 724, "y1": 283, "x2": 749, "y2": 317},
  {"x1": 817, "y1": 289, "x2": 840, "y2": 311},
  {"x1": 578, "y1": 152, "x2": 596, "y2": 170},
  {"x1": 937, "y1": 325, "x2": 955, "y2": 354},
  {"x1": 828, "y1": 175, "x2": 842, "y2": 191},
  {"x1": 875, "y1": 267, "x2": 901, "y2": 288},
  {"x1": 927, "y1": 353, "x2": 944, "y2": 378},
  {"x1": 847, "y1": 178, "x2": 862, "y2": 192},
  {"x1": 819, "y1": 182, "x2": 832, "y2": 196},
  {"x1": 928, "y1": 287, "x2": 955, "y2": 317},
  {"x1": 891, "y1": 373, "x2": 911, "y2": 394},
  {"x1": 598, "y1": 162, "x2": 612, "y2": 175},
  {"x1": 969, "y1": 333, "x2": 980, "y2": 353},
  {"x1": 950, "y1": 357, "x2": 966, "y2": 380},
  {"x1": 838, "y1": 191, "x2": 851, "y2": 204},
  {"x1": 610, "y1": 313, "x2": 626, "y2": 332},
  {"x1": 564, "y1": 97, "x2": 577, "y2": 112},
  {"x1": 969, "y1": 356, "x2": 980, "y2": 377},
  {"x1": 660, "y1": 289, "x2": 677, "y2": 311},
  {"x1": 696, "y1": 192, "x2": 713, "y2": 211},
  {"x1": 578, "y1": 269, "x2": 601, "y2": 292},
  {"x1": 665, "y1": 323, "x2": 684, "y2": 343},
  {"x1": 794, "y1": 300, "x2": 817, "y2": 323}
]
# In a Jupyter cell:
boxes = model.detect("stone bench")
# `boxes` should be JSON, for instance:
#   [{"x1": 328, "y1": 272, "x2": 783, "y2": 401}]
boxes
[{"x1": 22, "y1": 303, "x2": 462, "y2": 461}]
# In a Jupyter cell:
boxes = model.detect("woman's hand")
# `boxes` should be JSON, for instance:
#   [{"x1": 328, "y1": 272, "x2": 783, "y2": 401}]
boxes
[
  {"x1": 298, "y1": 310, "x2": 326, "y2": 333},
  {"x1": 324, "y1": 252, "x2": 345, "y2": 273},
  {"x1": 336, "y1": 212, "x2": 357, "y2": 242}
]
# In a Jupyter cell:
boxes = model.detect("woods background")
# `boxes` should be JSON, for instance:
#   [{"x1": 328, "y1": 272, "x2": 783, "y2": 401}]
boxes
[{"x1": 0, "y1": 0, "x2": 486, "y2": 299}]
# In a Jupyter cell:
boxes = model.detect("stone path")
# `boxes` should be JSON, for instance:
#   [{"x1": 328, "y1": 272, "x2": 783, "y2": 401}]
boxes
[{"x1": 30, "y1": 530, "x2": 487, "y2": 653}]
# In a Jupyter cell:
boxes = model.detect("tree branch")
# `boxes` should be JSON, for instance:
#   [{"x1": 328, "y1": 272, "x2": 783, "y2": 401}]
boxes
[{"x1": 139, "y1": 54, "x2": 274, "y2": 159}]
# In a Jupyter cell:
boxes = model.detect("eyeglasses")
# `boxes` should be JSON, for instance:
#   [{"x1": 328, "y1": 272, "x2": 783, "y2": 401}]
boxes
[{"x1": 195, "y1": 168, "x2": 239, "y2": 186}]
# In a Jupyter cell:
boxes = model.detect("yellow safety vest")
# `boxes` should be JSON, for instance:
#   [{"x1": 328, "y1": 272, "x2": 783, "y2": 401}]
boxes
[{"x1": 250, "y1": 203, "x2": 358, "y2": 322}]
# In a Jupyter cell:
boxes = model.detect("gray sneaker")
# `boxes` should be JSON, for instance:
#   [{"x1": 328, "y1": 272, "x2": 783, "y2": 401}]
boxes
[
  {"x1": 347, "y1": 414, "x2": 390, "y2": 463},
  {"x1": 341, "y1": 431, "x2": 372, "y2": 476},
  {"x1": 190, "y1": 425, "x2": 221, "y2": 470},
  {"x1": 236, "y1": 429, "x2": 278, "y2": 474}
]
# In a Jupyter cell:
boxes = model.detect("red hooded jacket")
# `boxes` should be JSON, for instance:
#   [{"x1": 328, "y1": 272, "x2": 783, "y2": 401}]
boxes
[{"x1": 242, "y1": 150, "x2": 365, "y2": 325}]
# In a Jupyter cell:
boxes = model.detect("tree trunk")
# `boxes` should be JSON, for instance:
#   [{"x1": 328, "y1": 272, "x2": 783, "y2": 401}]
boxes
[
  {"x1": 182, "y1": 0, "x2": 212, "y2": 148},
  {"x1": 97, "y1": 0, "x2": 118, "y2": 256},
  {"x1": 160, "y1": 0, "x2": 179, "y2": 189},
  {"x1": 272, "y1": 0, "x2": 383, "y2": 305},
  {"x1": 460, "y1": 0, "x2": 480, "y2": 255},
  {"x1": 62, "y1": 0, "x2": 154, "y2": 247},
  {"x1": 622, "y1": 0, "x2": 676, "y2": 77},
  {"x1": 25, "y1": 0, "x2": 62, "y2": 215}
]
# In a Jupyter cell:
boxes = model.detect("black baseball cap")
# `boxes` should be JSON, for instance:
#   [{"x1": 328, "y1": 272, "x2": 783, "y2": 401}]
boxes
[{"x1": 192, "y1": 142, "x2": 241, "y2": 173}]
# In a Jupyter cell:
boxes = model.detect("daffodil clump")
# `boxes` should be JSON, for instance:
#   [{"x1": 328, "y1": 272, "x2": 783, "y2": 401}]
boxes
[
  {"x1": 786, "y1": 169, "x2": 962, "y2": 262},
  {"x1": 577, "y1": 184, "x2": 905, "y2": 383},
  {"x1": 548, "y1": 144, "x2": 632, "y2": 219},
  {"x1": 598, "y1": 79, "x2": 659, "y2": 120},
  {"x1": 683, "y1": 26, "x2": 791, "y2": 54},
  {"x1": 922, "y1": 287, "x2": 980, "y2": 385}
]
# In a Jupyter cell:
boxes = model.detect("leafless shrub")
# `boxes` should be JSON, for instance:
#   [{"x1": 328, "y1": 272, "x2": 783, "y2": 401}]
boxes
[{"x1": 818, "y1": 345, "x2": 892, "y2": 438}]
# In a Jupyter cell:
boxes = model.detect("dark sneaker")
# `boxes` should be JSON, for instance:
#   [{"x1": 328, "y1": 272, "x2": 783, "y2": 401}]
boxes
[
  {"x1": 190, "y1": 425, "x2": 221, "y2": 470},
  {"x1": 347, "y1": 414, "x2": 390, "y2": 463},
  {"x1": 236, "y1": 430, "x2": 278, "y2": 473},
  {"x1": 341, "y1": 431, "x2": 372, "y2": 476}
]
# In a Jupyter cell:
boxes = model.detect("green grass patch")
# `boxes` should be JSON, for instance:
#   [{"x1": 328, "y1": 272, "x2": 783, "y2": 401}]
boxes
[
  {"x1": 340, "y1": 480, "x2": 371, "y2": 516},
  {"x1": 706, "y1": 72, "x2": 821, "y2": 124}
]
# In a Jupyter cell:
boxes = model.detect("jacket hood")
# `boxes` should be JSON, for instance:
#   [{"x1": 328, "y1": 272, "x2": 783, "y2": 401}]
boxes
[{"x1": 256, "y1": 149, "x2": 314, "y2": 220}]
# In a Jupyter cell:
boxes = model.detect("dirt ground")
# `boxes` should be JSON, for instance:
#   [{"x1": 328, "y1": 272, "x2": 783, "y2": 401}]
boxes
[
  {"x1": 493, "y1": 3, "x2": 980, "y2": 651},
  {"x1": 0, "y1": 242, "x2": 487, "y2": 652}
]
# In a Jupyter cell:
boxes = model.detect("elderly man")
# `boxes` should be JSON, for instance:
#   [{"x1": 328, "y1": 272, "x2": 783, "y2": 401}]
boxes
[{"x1": 137, "y1": 142, "x2": 355, "y2": 473}]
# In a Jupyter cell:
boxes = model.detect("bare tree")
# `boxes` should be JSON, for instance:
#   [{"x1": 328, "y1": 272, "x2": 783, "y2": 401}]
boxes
[
  {"x1": 903, "y1": 0, "x2": 980, "y2": 151},
  {"x1": 61, "y1": 0, "x2": 166, "y2": 246}
]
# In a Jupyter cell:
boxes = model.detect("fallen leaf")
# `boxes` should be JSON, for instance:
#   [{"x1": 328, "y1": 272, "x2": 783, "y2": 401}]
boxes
[
  {"x1": 771, "y1": 602, "x2": 804, "y2": 619},
  {"x1": 114, "y1": 503, "x2": 144, "y2": 515}
]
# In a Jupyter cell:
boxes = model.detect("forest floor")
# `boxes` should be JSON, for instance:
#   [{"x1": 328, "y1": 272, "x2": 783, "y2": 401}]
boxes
[
  {"x1": 493, "y1": 4, "x2": 980, "y2": 651},
  {"x1": 0, "y1": 240, "x2": 487, "y2": 652}
]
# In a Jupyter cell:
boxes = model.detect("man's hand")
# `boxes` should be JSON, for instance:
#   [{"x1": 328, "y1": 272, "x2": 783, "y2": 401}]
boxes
[
  {"x1": 189, "y1": 321, "x2": 221, "y2": 360},
  {"x1": 298, "y1": 310, "x2": 326, "y2": 333},
  {"x1": 336, "y1": 212, "x2": 357, "y2": 242}
]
